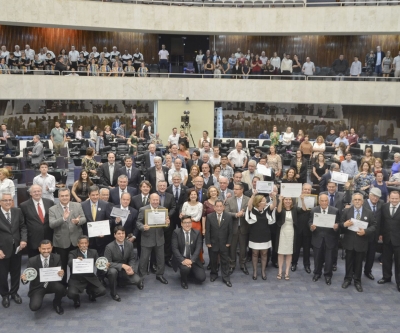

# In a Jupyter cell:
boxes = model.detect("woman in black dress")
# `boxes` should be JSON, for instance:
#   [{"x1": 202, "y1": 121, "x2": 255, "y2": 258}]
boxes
[
  {"x1": 71, "y1": 170, "x2": 94, "y2": 203},
  {"x1": 312, "y1": 153, "x2": 328, "y2": 184},
  {"x1": 290, "y1": 150, "x2": 308, "y2": 184},
  {"x1": 246, "y1": 191, "x2": 277, "y2": 280}
]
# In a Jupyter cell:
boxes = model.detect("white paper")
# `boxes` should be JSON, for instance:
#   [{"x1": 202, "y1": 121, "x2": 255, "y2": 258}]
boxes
[
  {"x1": 313, "y1": 213, "x2": 336, "y2": 228},
  {"x1": 110, "y1": 207, "x2": 129, "y2": 218},
  {"x1": 87, "y1": 220, "x2": 111, "y2": 238},
  {"x1": 280, "y1": 183, "x2": 302, "y2": 197},
  {"x1": 348, "y1": 218, "x2": 369, "y2": 232},
  {"x1": 257, "y1": 165, "x2": 272, "y2": 177},
  {"x1": 331, "y1": 171, "x2": 349, "y2": 185},
  {"x1": 302, "y1": 196, "x2": 316, "y2": 209},
  {"x1": 256, "y1": 181, "x2": 274, "y2": 194},
  {"x1": 72, "y1": 258, "x2": 94, "y2": 274},
  {"x1": 39, "y1": 266, "x2": 62, "y2": 282},
  {"x1": 147, "y1": 211, "x2": 167, "y2": 226}
]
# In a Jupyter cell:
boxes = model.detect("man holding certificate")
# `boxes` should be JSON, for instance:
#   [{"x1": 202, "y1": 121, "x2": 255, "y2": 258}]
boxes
[
  {"x1": 309, "y1": 194, "x2": 340, "y2": 286},
  {"x1": 67, "y1": 236, "x2": 106, "y2": 307},
  {"x1": 340, "y1": 193, "x2": 376, "y2": 292},
  {"x1": 137, "y1": 193, "x2": 170, "y2": 284}
]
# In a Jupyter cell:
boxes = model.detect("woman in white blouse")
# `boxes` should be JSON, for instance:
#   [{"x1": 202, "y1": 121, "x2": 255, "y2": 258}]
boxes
[
  {"x1": 75, "y1": 125, "x2": 83, "y2": 140},
  {"x1": 89, "y1": 125, "x2": 98, "y2": 149},
  {"x1": 312, "y1": 135, "x2": 326, "y2": 159},
  {"x1": 270, "y1": 52, "x2": 281, "y2": 72},
  {"x1": 0, "y1": 168, "x2": 15, "y2": 198},
  {"x1": 282, "y1": 127, "x2": 294, "y2": 145}
]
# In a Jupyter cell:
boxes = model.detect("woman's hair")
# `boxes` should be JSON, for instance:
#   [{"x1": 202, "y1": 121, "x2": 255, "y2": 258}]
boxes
[
  {"x1": 187, "y1": 189, "x2": 198, "y2": 202},
  {"x1": 359, "y1": 161, "x2": 372, "y2": 173},
  {"x1": 86, "y1": 147, "x2": 95, "y2": 156},
  {"x1": 76, "y1": 170, "x2": 94, "y2": 193},
  {"x1": 253, "y1": 195, "x2": 265, "y2": 208},
  {"x1": 316, "y1": 135, "x2": 324, "y2": 143},
  {"x1": 374, "y1": 158, "x2": 383, "y2": 166},
  {"x1": 365, "y1": 147, "x2": 372, "y2": 156},
  {"x1": 283, "y1": 167, "x2": 298, "y2": 180},
  {"x1": 91, "y1": 125, "x2": 97, "y2": 131},
  {"x1": 0, "y1": 168, "x2": 10, "y2": 177},
  {"x1": 207, "y1": 186, "x2": 220, "y2": 199},
  {"x1": 190, "y1": 165, "x2": 200, "y2": 176},
  {"x1": 282, "y1": 197, "x2": 294, "y2": 210}
]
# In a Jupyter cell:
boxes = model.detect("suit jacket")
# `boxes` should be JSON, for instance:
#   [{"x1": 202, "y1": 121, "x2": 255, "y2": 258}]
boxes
[
  {"x1": 186, "y1": 159, "x2": 203, "y2": 172},
  {"x1": 0, "y1": 130, "x2": 14, "y2": 149},
  {"x1": 130, "y1": 193, "x2": 150, "y2": 211},
  {"x1": 228, "y1": 181, "x2": 249, "y2": 192},
  {"x1": 20, "y1": 198, "x2": 53, "y2": 249},
  {"x1": 241, "y1": 170, "x2": 263, "y2": 188},
  {"x1": 0, "y1": 207, "x2": 27, "y2": 258},
  {"x1": 49, "y1": 202, "x2": 87, "y2": 248},
  {"x1": 31, "y1": 142, "x2": 44, "y2": 164},
  {"x1": 81, "y1": 199, "x2": 112, "y2": 248},
  {"x1": 218, "y1": 188, "x2": 234, "y2": 201},
  {"x1": 321, "y1": 191, "x2": 345, "y2": 213},
  {"x1": 275, "y1": 207, "x2": 303, "y2": 250},
  {"x1": 380, "y1": 203, "x2": 400, "y2": 246},
  {"x1": 308, "y1": 206, "x2": 340, "y2": 249},
  {"x1": 166, "y1": 184, "x2": 188, "y2": 211},
  {"x1": 187, "y1": 187, "x2": 208, "y2": 204},
  {"x1": 110, "y1": 205, "x2": 138, "y2": 237},
  {"x1": 374, "y1": 51, "x2": 386, "y2": 66},
  {"x1": 340, "y1": 207, "x2": 376, "y2": 252},
  {"x1": 109, "y1": 186, "x2": 138, "y2": 206},
  {"x1": 68, "y1": 248, "x2": 100, "y2": 284},
  {"x1": 99, "y1": 162, "x2": 120, "y2": 187},
  {"x1": 25, "y1": 253, "x2": 63, "y2": 296},
  {"x1": 157, "y1": 192, "x2": 176, "y2": 217},
  {"x1": 205, "y1": 211, "x2": 233, "y2": 252},
  {"x1": 171, "y1": 228, "x2": 203, "y2": 272},
  {"x1": 136, "y1": 205, "x2": 168, "y2": 247},
  {"x1": 105, "y1": 240, "x2": 137, "y2": 271},
  {"x1": 144, "y1": 151, "x2": 162, "y2": 169},
  {"x1": 224, "y1": 195, "x2": 250, "y2": 235},
  {"x1": 119, "y1": 166, "x2": 141, "y2": 189},
  {"x1": 147, "y1": 166, "x2": 169, "y2": 193},
  {"x1": 319, "y1": 171, "x2": 332, "y2": 192},
  {"x1": 362, "y1": 199, "x2": 384, "y2": 239}
]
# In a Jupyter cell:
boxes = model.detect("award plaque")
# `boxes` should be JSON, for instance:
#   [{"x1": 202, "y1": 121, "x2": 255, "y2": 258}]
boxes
[
  {"x1": 23, "y1": 268, "x2": 37, "y2": 281},
  {"x1": 95, "y1": 257, "x2": 109, "y2": 271}
]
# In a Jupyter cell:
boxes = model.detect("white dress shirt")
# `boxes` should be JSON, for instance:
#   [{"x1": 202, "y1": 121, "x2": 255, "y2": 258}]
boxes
[
  {"x1": 33, "y1": 173, "x2": 56, "y2": 200},
  {"x1": 33, "y1": 198, "x2": 46, "y2": 218}
]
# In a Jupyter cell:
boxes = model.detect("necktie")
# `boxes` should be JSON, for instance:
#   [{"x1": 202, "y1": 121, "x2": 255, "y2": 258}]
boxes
[
  {"x1": 92, "y1": 204, "x2": 97, "y2": 220},
  {"x1": 142, "y1": 196, "x2": 147, "y2": 206},
  {"x1": 222, "y1": 191, "x2": 225, "y2": 200},
  {"x1": 185, "y1": 232, "x2": 190, "y2": 259},
  {"x1": 372, "y1": 205, "x2": 376, "y2": 214},
  {"x1": 217, "y1": 214, "x2": 221, "y2": 226},
  {"x1": 83, "y1": 252, "x2": 87, "y2": 259},
  {"x1": 43, "y1": 258, "x2": 49, "y2": 288},
  {"x1": 127, "y1": 168, "x2": 131, "y2": 179},
  {"x1": 329, "y1": 195, "x2": 334, "y2": 207},
  {"x1": 356, "y1": 210, "x2": 361, "y2": 220},
  {"x1": 6, "y1": 212, "x2": 11, "y2": 224},
  {"x1": 160, "y1": 194, "x2": 165, "y2": 207},
  {"x1": 323, "y1": 210, "x2": 326, "y2": 214},
  {"x1": 194, "y1": 160, "x2": 197, "y2": 165},
  {"x1": 198, "y1": 190, "x2": 202, "y2": 202},
  {"x1": 175, "y1": 187, "x2": 179, "y2": 203},
  {"x1": 37, "y1": 203, "x2": 44, "y2": 223},
  {"x1": 119, "y1": 244, "x2": 124, "y2": 257},
  {"x1": 391, "y1": 206, "x2": 396, "y2": 217}
]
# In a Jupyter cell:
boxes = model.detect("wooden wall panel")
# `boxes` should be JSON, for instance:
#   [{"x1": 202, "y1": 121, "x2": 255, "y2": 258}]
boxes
[
  {"x1": 0, "y1": 26, "x2": 159, "y2": 62},
  {"x1": 211, "y1": 35, "x2": 400, "y2": 67}
]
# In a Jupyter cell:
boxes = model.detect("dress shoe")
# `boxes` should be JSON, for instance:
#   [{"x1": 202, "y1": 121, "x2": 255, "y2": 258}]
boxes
[
  {"x1": 2, "y1": 296, "x2": 10, "y2": 308},
  {"x1": 137, "y1": 280, "x2": 144, "y2": 290},
  {"x1": 207, "y1": 264, "x2": 211, "y2": 270},
  {"x1": 364, "y1": 272, "x2": 375, "y2": 280},
  {"x1": 181, "y1": 281, "x2": 188, "y2": 289},
  {"x1": 165, "y1": 260, "x2": 172, "y2": 268},
  {"x1": 272, "y1": 263, "x2": 279, "y2": 268},
  {"x1": 210, "y1": 276, "x2": 218, "y2": 282},
  {"x1": 73, "y1": 297, "x2": 81, "y2": 309},
  {"x1": 11, "y1": 293, "x2": 22, "y2": 304},
  {"x1": 312, "y1": 275, "x2": 321, "y2": 282},
  {"x1": 111, "y1": 294, "x2": 121, "y2": 302},
  {"x1": 291, "y1": 264, "x2": 297, "y2": 272},
  {"x1": 241, "y1": 266, "x2": 249, "y2": 275},
  {"x1": 342, "y1": 280, "x2": 351, "y2": 289},
  {"x1": 53, "y1": 304, "x2": 64, "y2": 315},
  {"x1": 305, "y1": 266, "x2": 311, "y2": 274},
  {"x1": 223, "y1": 279, "x2": 232, "y2": 287},
  {"x1": 332, "y1": 265, "x2": 337, "y2": 272},
  {"x1": 377, "y1": 278, "x2": 391, "y2": 284},
  {"x1": 252, "y1": 275, "x2": 257, "y2": 280},
  {"x1": 246, "y1": 256, "x2": 252, "y2": 263},
  {"x1": 88, "y1": 293, "x2": 96, "y2": 302},
  {"x1": 228, "y1": 267, "x2": 234, "y2": 275},
  {"x1": 156, "y1": 276, "x2": 168, "y2": 284},
  {"x1": 354, "y1": 283, "x2": 363, "y2": 292},
  {"x1": 325, "y1": 277, "x2": 332, "y2": 285}
]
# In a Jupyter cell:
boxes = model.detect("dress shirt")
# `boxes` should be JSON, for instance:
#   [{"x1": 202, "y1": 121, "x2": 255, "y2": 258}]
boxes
[
  {"x1": 209, "y1": 155, "x2": 221, "y2": 167},
  {"x1": 119, "y1": 205, "x2": 130, "y2": 226},
  {"x1": 281, "y1": 58, "x2": 293, "y2": 73},
  {"x1": 390, "y1": 203, "x2": 399, "y2": 216},
  {"x1": 237, "y1": 196, "x2": 243, "y2": 226},
  {"x1": 24, "y1": 49, "x2": 35, "y2": 60},
  {"x1": 158, "y1": 192, "x2": 166, "y2": 207},
  {"x1": 168, "y1": 168, "x2": 188, "y2": 184},
  {"x1": 282, "y1": 132, "x2": 295, "y2": 144},
  {"x1": 1, "y1": 207, "x2": 11, "y2": 221},
  {"x1": 149, "y1": 153, "x2": 156, "y2": 167},
  {"x1": 260, "y1": 56, "x2": 268, "y2": 65},
  {"x1": 168, "y1": 134, "x2": 179, "y2": 146},
  {"x1": 40, "y1": 255, "x2": 49, "y2": 267},
  {"x1": 68, "y1": 50, "x2": 79, "y2": 62},
  {"x1": 376, "y1": 52, "x2": 382, "y2": 66},
  {"x1": 155, "y1": 167, "x2": 165, "y2": 188},
  {"x1": 109, "y1": 163, "x2": 115, "y2": 183},
  {"x1": 340, "y1": 160, "x2": 358, "y2": 178},
  {"x1": 33, "y1": 173, "x2": 56, "y2": 200},
  {"x1": 227, "y1": 150, "x2": 247, "y2": 168},
  {"x1": 350, "y1": 61, "x2": 362, "y2": 76},
  {"x1": 158, "y1": 49, "x2": 169, "y2": 60},
  {"x1": 0, "y1": 178, "x2": 15, "y2": 198},
  {"x1": 220, "y1": 165, "x2": 234, "y2": 180},
  {"x1": 334, "y1": 137, "x2": 349, "y2": 146},
  {"x1": 33, "y1": 199, "x2": 46, "y2": 218},
  {"x1": 302, "y1": 61, "x2": 315, "y2": 75}
]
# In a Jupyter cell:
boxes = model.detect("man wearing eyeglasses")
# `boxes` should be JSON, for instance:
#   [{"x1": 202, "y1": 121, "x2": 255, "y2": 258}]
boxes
[
  {"x1": 171, "y1": 215, "x2": 206, "y2": 289},
  {"x1": 0, "y1": 192, "x2": 27, "y2": 308}
]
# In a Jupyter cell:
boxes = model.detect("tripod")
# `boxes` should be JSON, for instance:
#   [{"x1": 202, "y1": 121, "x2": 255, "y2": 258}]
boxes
[{"x1": 182, "y1": 123, "x2": 196, "y2": 148}]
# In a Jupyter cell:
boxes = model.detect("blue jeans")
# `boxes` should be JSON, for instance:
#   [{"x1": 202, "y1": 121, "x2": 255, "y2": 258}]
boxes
[{"x1": 375, "y1": 64, "x2": 382, "y2": 75}]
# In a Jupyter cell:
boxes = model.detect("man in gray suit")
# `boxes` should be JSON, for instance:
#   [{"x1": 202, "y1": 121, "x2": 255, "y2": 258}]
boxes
[
  {"x1": 224, "y1": 182, "x2": 250, "y2": 275},
  {"x1": 49, "y1": 188, "x2": 86, "y2": 285},
  {"x1": 28, "y1": 135, "x2": 44, "y2": 166},
  {"x1": 217, "y1": 176, "x2": 233, "y2": 202},
  {"x1": 104, "y1": 226, "x2": 143, "y2": 302},
  {"x1": 137, "y1": 193, "x2": 170, "y2": 284},
  {"x1": 0, "y1": 123, "x2": 15, "y2": 155}
]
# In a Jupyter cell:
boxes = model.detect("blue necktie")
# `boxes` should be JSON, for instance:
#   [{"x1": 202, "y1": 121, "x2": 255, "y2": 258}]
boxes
[{"x1": 329, "y1": 195, "x2": 334, "y2": 207}]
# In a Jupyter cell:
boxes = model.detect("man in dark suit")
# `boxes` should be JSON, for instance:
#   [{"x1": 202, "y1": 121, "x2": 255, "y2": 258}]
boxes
[
  {"x1": 362, "y1": 188, "x2": 384, "y2": 280},
  {"x1": 166, "y1": 172, "x2": 188, "y2": 231},
  {"x1": 20, "y1": 240, "x2": 66, "y2": 314},
  {"x1": 186, "y1": 150, "x2": 203, "y2": 172},
  {"x1": 171, "y1": 215, "x2": 206, "y2": 289},
  {"x1": 0, "y1": 192, "x2": 27, "y2": 308},
  {"x1": 228, "y1": 171, "x2": 249, "y2": 192},
  {"x1": 109, "y1": 175, "x2": 137, "y2": 206},
  {"x1": 20, "y1": 184, "x2": 54, "y2": 258},
  {"x1": 340, "y1": 193, "x2": 376, "y2": 292},
  {"x1": 377, "y1": 190, "x2": 400, "y2": 292},
  {"x1": 143, "y1": 143, "x2": 162, "y2": 169},
  {"x1": 119, "y1": 156, "x2": 141, "y2": 189},
  {"x1": 111, "y1": 116, "x2": 120, "y2": 135},
  {"x1": 309, "y1": 193, "x2": 340, "y2": 286},
  {"x1": 99, "y1": 152, "x2": 120, "y2": 188},
  {"x1": 147, "y1": 156, "x2": 169, "y2": 193},
  {"x1": 137, "y1": 193, "x2": 170, "y2": 284},
  {"x1": 104, "y1": 226, "x2": 143, "y2": 302},
  {"x1": 188, "y1": 176, "x2": 208, "y2": 204},
  {"x1": 67, "y1": 236, "x2": 106, "y2": 308},
  {"x1": 319, "y1": 163, "x2": 339, "y2": 192},
  {"x1": 206, "y1": 200, "x2": 233, "y2": 287}
]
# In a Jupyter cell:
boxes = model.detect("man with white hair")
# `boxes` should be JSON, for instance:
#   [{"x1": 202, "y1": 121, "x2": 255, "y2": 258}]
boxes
[
  {"x1": 202, "y1": 153, "x2": 210, "y2": 165},
  {"x1": 110, "y1": 46, "x2": 121, "y2": 62},
  {"x1": 29, "y1": 135, "x2": 44, "y2": 166},
  {"x1": 168, "y1": 158, "x2": 188, "y2": 185},
  {"x1": 218, "y1": 176, "x2": 233, "y2": 201},
  {"x1": 24, "y1": 45, "x2": 35, "y2": 60},
  {"x1": 241, "y1": 160, "x2": 263, "y2": 188},
  {"x1": 99, "y1": 188, "x2": 110, "y2": 202}
]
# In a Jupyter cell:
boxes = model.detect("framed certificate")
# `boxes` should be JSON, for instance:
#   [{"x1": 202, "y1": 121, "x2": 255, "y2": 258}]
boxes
[
  {"x1": 256, "y1": 181, "x2": 274, "y2": 194},
  {"x1": 331, "y1": 171, "x2": 349, "y2": 185},
  {"x1": 145, "y1": 209, "x2": 169, "y2": 228},
  {"x1": 296, "y1": 195, "x2": 318, "y2": 209},
  {"x1": 280, "y1": 183, "x2": 302, "y2": 198}
]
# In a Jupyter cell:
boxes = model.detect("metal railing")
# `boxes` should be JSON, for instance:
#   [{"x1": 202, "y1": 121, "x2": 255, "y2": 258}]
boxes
[{"x1": 0, "y1": 69, "x2": 61, "y2": 75}]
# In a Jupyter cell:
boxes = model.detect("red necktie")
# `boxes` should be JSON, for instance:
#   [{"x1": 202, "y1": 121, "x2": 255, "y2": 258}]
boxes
[{"x1": 37, "y1": 203, "x2": 44, "y2": 223}]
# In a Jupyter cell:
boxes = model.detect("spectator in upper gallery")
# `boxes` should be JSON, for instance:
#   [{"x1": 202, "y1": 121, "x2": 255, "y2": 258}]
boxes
[
  {"x1": 228, "y1": 53, "x2": 236, "y2": 68},
  {"x1": 55, "y1": 56, "x2": 69, "y2": 74},
  {"x1": 24, "y1": 44, "x2": 35, "y2": 61},
  {"x1": 332, "y1": 54, "x2": 349, "y2": 77},
  {"x1": 235, "y1": 48, "x2": 241, "y2": 59},
  {"x1": 302, "y1": 57, "x2": 315, "y2": 76},
  {"x1": 0, "y1": 45, "x2": 10, "y2": 61},
  {"x1": 13, "y1": 45, "x2": 22, "y2": 59},
  {"x1": 340, "y1": 152, "x2": 358, "y2": 179},
  {"x1": 42, "y1": 47, "x2": 55, "y2": 59},
  {"x1": 158, "y1": 44, "x2": 169, "y2": 70},
  {"x1": 346, "y1": 128, "x2": 359, "y2": 151},
  {"x1": 260, "y1": 51, "x2": 268, "y2": 65},
  {"x1": 393, "y1": 50, "x2": 400, "y2": 78},
  {"x1": 121, "y1": 50, "x2": 133, "y2": 69},
  {"x1": 80, "y1": 46, "x2": 89, "y2": 59},
  {"x1": 89, "y1": 46, "x2": 100, "y2": 62},
  {"x1": 365, "y1": 50, "x2": 375, "y2": 76},
  {"x1": 68, "y1": 46, "x2": 79, "y2": 71},
  {"x1": 110, "y1": 46, "x2": 121, "y2": 63},
  {"x1": 350, "y1": 56, "x2": 362, "y2": 78},
  {"x1": 374, "y1": 46, "x2": 385, "y2": 76},
  {"x1": 132, "y1": 48, "x2": 144, "y2": 71},
  {"x1": 326, "y1": 129, "x2": 338, "y2": 146},
  {"x1": 258, "y1": 131, "x2": 269, "y2": 140},
  {"x1": 270, "y1": 52, "x2": 281, "y2": 72},
  {"x1": 382, "y1": 51, "x2": 393, "y2": 78},
  {"x1": 281, "y1": 54, "x2": 293, "y2": 76}
]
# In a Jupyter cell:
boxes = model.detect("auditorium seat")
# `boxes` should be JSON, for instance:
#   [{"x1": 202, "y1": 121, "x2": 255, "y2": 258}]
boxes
[
  {"x1": 274, "y1": 0, "x2": 284, "y2": 7},
  {"x1": 243, "y1": 0, "x2": 253, "y2": 6}
]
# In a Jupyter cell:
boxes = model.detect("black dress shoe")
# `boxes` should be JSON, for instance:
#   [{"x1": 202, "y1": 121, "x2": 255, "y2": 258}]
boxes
[
  {"x1": 272, "y1": 263, "x2": 279, "y2": 268},
  {"x1": 241, "y1": 266, "x2": 249, "y2": 275},
  {"x1": 364, "y1": 272, "x2": 375, "y2": 280},
  {"x1": 2, "y1": 296, "x2": 10, "y2": 308},
  {"x1": 137, "y1": 280, "x2": 144, "y2": 290},
  {"x1": 312, "y1": 275, "x2": 320, "y2": 282},
  {"x1": 377, "y1": 278, "x2": 391, "y2": 284},
  {"x1": 88, "y1": 293, "x2": 96, "y2": 302},
  {"x1": 228, "y1": 267, "x2": 234, "y2": 275},
  {"x1": 332, "y1": 265, "x2": 337, "y2": 272},
  {"x1": 252, "y1": 275, "x2": 257, "y2": 280},
  {"x1": 53, "y1": 304, "x2": 64, "y2": 315},
  {"x1": 291, "y1": 264, "x2": 297, "y2": 272},
  {"x1": 73, "y1": 298, "x2": 81, "y2": 309},
  {"x1": 342, "y1": 280, "x2": 351, "y2": 289},
  {"x1": 111, "y1": 294, "x2": 121, "y2": 302},
  {"x1": 156, "y1": 276, "x2": 168, "y2": 284},
  {"x1": 223, "y1": 279, "x2": 232, "y2": 287},
  {"x1": 181, "y1": 281, "x2": 188, "y2": 289},
  {"x1": 165, "y1": 260, "x2": 172, "y2": 268},
  {"x1": 207, "y1": 264, "x2": 211, "y2": 270},
  {"x1": 354, "y1": 283, "x2": 363, "y2": 292},
  {"x1": 325, "y1": 277, "x2": 332, "y2": 285},
  {"x1": 210, "y1": 276, "x2": 218, "y2": 282},
  {"x1": 11, "y1": 293, "x2": 22, "y2": 304},
  {"x1": 305, "y1": 266, "x2": 311, "y2": 274}
]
